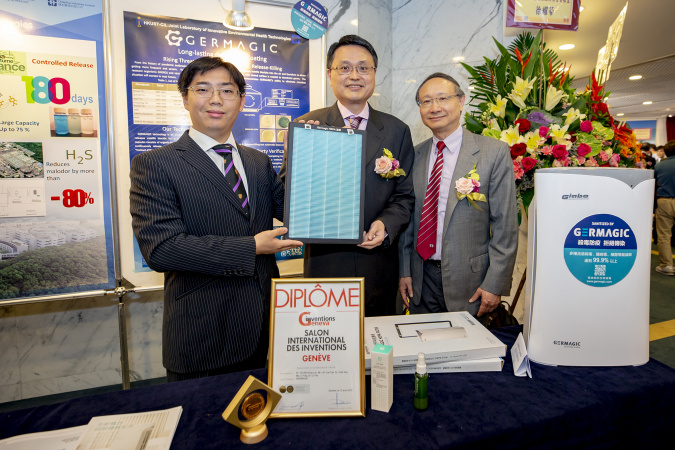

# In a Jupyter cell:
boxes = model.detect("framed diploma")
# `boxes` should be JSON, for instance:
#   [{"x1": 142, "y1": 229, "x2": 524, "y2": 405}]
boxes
[
  {"x1": 269, "y1": 278, "x2": 365, "y2": 418},
  {"x1": 283, "y1": 122, "x2": 366, "y2": 244}
]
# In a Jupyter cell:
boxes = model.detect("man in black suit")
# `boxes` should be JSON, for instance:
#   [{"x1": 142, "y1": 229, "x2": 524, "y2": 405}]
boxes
[
  {"x1": 130, "y1": 57, "x2": 301, "y2": 382},
  {"x1": 280, "y1": 35, "x2": 414, "y2": 317}
]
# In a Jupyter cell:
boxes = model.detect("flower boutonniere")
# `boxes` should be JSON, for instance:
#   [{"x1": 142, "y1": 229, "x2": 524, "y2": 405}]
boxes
[
  {"x1": 374, "y1": 148, "x2": 406, "y2": 179},
  {"x1": 456, "y1": 162, "x2": 487, "y2": 211}
]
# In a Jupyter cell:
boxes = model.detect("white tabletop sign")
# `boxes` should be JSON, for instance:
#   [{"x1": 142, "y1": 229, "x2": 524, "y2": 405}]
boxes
[{"x1": 269, "y1": 278, "x2": 365, "y2": 418}]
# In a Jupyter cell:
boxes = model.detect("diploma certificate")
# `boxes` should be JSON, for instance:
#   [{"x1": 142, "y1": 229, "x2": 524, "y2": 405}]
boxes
[{"x1": 269, "y1": 278, "x2": 365, "y2": 418}]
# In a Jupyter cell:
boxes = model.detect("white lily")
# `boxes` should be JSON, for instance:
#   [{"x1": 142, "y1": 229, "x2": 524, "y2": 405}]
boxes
[
  {"x1": 507, "y1": 76, "x2": 536, "y2": 110},
  {"x1": 488, "y1": 95, "x2": 507, "y2": 118},
  {"x1": 488, "y1": 118, "x2": 501, "y2": 131},
  {"x1": 524, "y1": 131, "x2": 542, "y2": 152},
  {"x1": 500, "y1": 125, "x2": 525, "y2": 146},
  {"x1": 549, "y1": 124, "x2": 571, "y2": 144},
  {"x1": 544, "y1": 85, "x2": 567, "y2": 111},
  {"x1": 563, "y1": 107, "x2": 587, "y2": 125}
]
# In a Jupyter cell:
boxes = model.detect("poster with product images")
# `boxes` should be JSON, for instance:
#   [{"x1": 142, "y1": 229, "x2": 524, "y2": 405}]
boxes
[
  {"x1": 269, "y1": 279, "x2": 365, "y2": 418},
  {"x1": 0, "y1": 0, "x2": 115, "y2": 300},
  {"x1": 124, "y1": 12, "x2": 309, "y2": 272}
]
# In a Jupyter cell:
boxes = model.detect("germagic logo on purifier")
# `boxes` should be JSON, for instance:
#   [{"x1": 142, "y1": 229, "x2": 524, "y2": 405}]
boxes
[{"x1": 553, "y1": 340, "x2": 581, "y2": 349}]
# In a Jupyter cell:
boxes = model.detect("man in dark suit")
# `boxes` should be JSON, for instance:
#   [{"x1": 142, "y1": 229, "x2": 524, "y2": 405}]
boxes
[
  {"x1": 130, "y1": 57, "x2": 302, "y2": 382},
  {"x1": 280, "y1": 35, "x2": 414, "y2": 317},
  {"x1": 399, "y1": 73, "x2": 518, "y2": 317}
]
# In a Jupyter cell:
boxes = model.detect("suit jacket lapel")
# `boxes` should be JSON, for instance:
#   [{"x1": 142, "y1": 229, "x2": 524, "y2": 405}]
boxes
[
  {"x1": 238, "y1": 143, "x2": 257, "y2": 222},
  {"x1": 364, "y1": 106, "x2": 385, "y2": 166},
  {"x1": 443, "y1": 128, "x2": 480, "y2": 235},
  {"x1": 325, "y1": 103, "x2": 346, "y2": 127},
  {"x1": 176, "y1": 132, "x2": 249, "y2": 219},
  {"x1": 415, "y1": 138, "x2": 434, "y2": 205}
]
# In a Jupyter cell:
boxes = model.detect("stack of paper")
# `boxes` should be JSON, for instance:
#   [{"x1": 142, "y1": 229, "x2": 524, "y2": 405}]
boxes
[
  {"x1": 0, "y1": 406, "x2": 182, "y2": 450},
  {"x1": 364, "y1": 312, "x2": 505, "y2": 374}
]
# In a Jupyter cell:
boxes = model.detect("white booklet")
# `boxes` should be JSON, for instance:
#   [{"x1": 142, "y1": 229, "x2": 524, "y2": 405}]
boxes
[{"x1": 0, "y1": 406, "x2": 182, "y2": 450}]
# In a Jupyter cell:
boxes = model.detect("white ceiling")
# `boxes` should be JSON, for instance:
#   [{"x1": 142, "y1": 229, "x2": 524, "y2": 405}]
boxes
[{"x1": 542, "y1": 0, "x2": 675, "y2": 121}]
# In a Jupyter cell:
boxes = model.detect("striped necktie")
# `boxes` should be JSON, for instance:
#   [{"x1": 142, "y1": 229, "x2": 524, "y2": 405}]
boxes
[
  {"x1": 416, "y1": 141, "x2": 445, "y2": 261},
  {"x1": 212, "y1": 144, "x2": 249, "y2": 214},
  {"x1": 348, "y1": 115, "x2": 363, "y2": 129}
]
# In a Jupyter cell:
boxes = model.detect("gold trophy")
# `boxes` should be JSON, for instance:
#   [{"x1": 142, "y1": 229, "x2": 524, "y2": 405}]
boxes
[{"x1": 222, "y1": 375, "x2": 281, "y2": 444}]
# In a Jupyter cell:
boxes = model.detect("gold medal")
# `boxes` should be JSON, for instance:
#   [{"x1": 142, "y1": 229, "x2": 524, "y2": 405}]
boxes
[{"x1": 240, "y1": 392, "x2": 266, "y2": 420}]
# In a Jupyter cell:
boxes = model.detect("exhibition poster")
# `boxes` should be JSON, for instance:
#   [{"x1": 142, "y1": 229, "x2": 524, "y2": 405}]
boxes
[
  {"x1": 124, "y1": 12, "x2": 310, "y2": 272},
  {"x1": 0, "y1": 0, "x2": 115, "y2": 299},
  {"x1": 269, "y1": 279, "x2": 365, "y2": 418}
]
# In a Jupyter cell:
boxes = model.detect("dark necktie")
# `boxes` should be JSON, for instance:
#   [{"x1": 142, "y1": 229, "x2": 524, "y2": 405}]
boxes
[
  {"x1": 348, "y1": 115, "x2": 363, "y2": 129},
  {"x1": 417, "y1": 141, "x2": 446, "y2": 260},
  {"x1": 212, "y1": 144, "x2": 249, "y2": 214}
]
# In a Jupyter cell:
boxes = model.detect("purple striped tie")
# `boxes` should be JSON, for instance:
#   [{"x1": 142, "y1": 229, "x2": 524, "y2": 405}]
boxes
[
  {"x1": 417, "y1": 141, "x2": 445, "y2": 260},
  {"x1": 213, "y1": 144, "x2": 249, "y2": 214}
]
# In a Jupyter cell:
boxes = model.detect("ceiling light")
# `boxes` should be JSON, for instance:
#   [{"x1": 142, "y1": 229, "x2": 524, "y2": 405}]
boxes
[
  {"x1": 468, "y1": 86, "x2": 475, "y2": 90},
  {"x1": 580, "y1": 6, "x2": 585, "y2": 12},
  {"x1": 405, "y1": 79, "x2": 417, "y2": 84},
  {"x1": 223, "y1": 0, "x2": 253, "y2": 31},
  {"x1": 452, "y1": 56, "x2": 465, "y2": 62},
  {"x1": 670, "y1": 115, "x2": 673, "y2": 118},
  {"x1": 350, "y1": 19, "x2": 358, "y2": 26},
  {"x1": 643, "y1": 101, "x2": 653, "y2": 105},
  {"x1": 617, "y1": 113, "x2": 625, "y2": 116},
  {"x1": 628, "y1": 75, "x2": 642, "y2": 80},
  {"x1": 559, "y1": 44, "x2": 575, "y2": 50}
]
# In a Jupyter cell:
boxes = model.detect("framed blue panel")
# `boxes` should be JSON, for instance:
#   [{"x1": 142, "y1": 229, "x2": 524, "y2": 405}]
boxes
[{"x1": 284, "y1": 123, "x2": 365, "y2": 243}]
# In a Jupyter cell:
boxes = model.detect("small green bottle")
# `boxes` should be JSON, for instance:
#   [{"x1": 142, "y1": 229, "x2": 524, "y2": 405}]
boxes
[{"x1": 414, "y1": 352, "x2": 428, "y2": 411}]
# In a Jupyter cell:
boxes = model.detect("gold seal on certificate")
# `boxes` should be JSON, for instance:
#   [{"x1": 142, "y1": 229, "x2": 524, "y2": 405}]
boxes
[{"x1": 222, "y1": 376, "x2": 282, "y2": 444}]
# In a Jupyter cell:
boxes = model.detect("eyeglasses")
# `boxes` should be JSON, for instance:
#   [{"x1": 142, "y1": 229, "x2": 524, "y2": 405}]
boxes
[
  {"x1": 188, "y1": 85, "x2": 241, "y2": 100},
  {"x1": 330, "y1": 65, "x2": 376, "y2": 76},
  {"x1": 418, "y1": 95, "x2": 462, "y2": 108}
]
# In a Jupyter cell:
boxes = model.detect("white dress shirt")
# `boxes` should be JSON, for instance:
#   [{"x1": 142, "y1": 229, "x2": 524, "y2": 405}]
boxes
[
  {"x1": 337, "y1": 101, "x2": 369, "y2": 130},
  {"x1": 189, "y1": 127, "x2": 249, "y2": 196},
  {"x1": 427, "y1": 126, "x2": 463, "y2": 260}
]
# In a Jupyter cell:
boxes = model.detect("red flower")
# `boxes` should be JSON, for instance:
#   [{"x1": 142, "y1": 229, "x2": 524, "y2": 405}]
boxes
[
  {"x1": 580, "y1": 120, "x2": 593, "y2": 133},
  {"x1": 552, "y1": 144, "x2": 568, "y2": 160},
  {"x1": 510, "y1": 143, "x2": 527, "y2": 159},
  {"x1": 521, "y1": 156, "x2": 537, "y2": 172},
  {"x1": 514, "y1": 118, "x2": 531, "y2": 133},
  {"x1": 577, "y1": 143, "x2": 591, "y2": 157}
]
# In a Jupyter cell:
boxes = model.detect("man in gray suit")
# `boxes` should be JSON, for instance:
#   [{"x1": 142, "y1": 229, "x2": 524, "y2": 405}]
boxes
[
  {"x1": 130, "y1": 57, "x2": 301, "y2": 381},
  {"x1": 398, "y1": 73, "x2": 517, "y2": 317},
  {"x1": 280, "y1": 35, "x2": 414, "y2": 317}
]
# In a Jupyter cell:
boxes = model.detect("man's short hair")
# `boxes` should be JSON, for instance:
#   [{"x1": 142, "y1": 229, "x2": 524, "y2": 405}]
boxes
[
  {"x1": 326, "y1": 35, "x2": 378, "y2": 69},
  {"x1": 177, "y1": 57, "x2": 246, "y2": 97},
  {"x1": 415, "y1": 73, "x2": 465, "y2": 104},
  {"x1": 664, "y1": 140, "x2": 675, "y2": 157}
]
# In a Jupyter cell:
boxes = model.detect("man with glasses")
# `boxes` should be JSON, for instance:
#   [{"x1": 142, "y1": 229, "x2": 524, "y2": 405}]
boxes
[
  {"x1": 398, "y1": 73, "x2": 518, "y2": 317},
  {"x1": 281, "y1": 35, "x2": 414, "y2": 317},
  {"x1": 130, "y1": 57, "x2": 302, "y2": 381}
]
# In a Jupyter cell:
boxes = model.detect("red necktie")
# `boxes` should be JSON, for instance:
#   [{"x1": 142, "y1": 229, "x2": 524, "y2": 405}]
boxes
[
  {"x1": 348, "y1": 115, "x2": 363, "y2": 129},
  {"x1": 416, "y1": 141, "x2": 445, "y2": 260}
]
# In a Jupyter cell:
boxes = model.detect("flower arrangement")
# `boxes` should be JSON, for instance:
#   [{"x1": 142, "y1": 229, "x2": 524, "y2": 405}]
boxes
[
  {"x1": 456, "y1": 162, "x2": 486, "y2": 211},
  {"x1": 461, "y1": 31, "x2": 644, "y2": 219},
  {"x1": 374, "y1": 148, "x2": 406, "y2": 179}
]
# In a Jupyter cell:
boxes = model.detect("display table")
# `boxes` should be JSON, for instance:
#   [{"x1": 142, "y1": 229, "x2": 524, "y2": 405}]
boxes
[{"x1": 2, "y1": 327, "x2": 674, "y2": 448}]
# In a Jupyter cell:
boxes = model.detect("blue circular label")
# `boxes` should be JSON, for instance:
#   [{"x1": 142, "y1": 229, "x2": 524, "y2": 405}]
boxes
[
  {"x1": 563, "y1": 214, "x2": 637, "y2": 287},
  {"x1": 291, "y1": 1, "x2": 328, "y2": 40}
]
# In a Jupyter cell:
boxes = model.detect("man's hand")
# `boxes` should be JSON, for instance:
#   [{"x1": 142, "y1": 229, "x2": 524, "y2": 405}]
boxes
[
  {"x1": 469, "y1": 287, "x2": 501, "y2": 317},
  {"x1": 283, "y1": 119, "x2": 321, "y2": 151},
  {"x1": 255, "y1": 227, "x2": 303, "y2": 255},
  {"x1": 399, "y1": 277, "x2": 413, "y2": 309},
  {"x1": 357, "y1": 220, "x2": 386, "y2": 249}
]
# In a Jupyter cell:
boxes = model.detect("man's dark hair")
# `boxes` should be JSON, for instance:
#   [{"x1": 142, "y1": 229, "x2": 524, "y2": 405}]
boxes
[
  {"x1": 664, "y1": 140, "x2": 675, "y2": 157},
  {"x1": 177, "y1": 57, "x2": 246, "y2": 97},
  {"x1": 326, "y1": 35, "x2": 378, "y2": 69},
  {"x1": 415, "y1": 72, "x2": 465, "y2": 104}
]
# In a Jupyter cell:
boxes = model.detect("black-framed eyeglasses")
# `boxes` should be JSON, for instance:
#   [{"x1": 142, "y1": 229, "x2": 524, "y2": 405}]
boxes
[
  {"x1": 330, "y1": 64, "x2": 376, "y2": 76},
  {"x1": 188, "y1": 85, "x2": 241, "y2": 100},
  {"x1": 418, "y1": 95, "x2": 462, "y2": 108}
]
